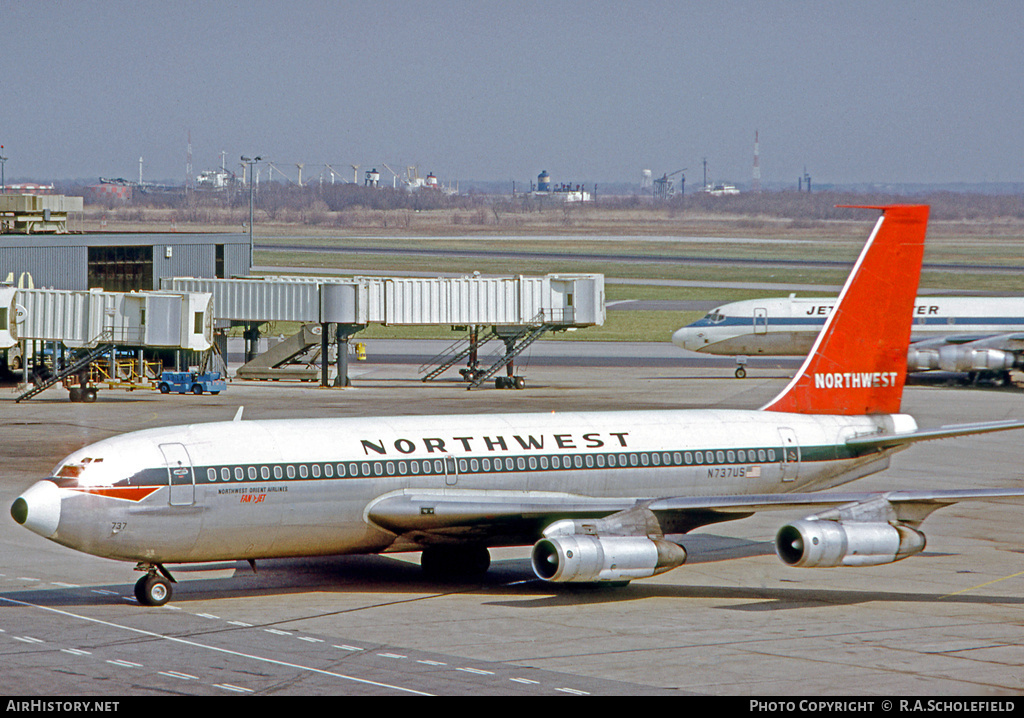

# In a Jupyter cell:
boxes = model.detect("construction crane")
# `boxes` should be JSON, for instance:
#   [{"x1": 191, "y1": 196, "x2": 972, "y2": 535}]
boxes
[
  {"x1": 323, "y1": 164, "x2": 347, "y2": 184},
  {"x1": 381, "y1": 163, "x2": 400, "y2": 188},
  {"x1": 266, "y1": 162, "x2": 298, "y2": 185},
  {"x1": 653, "y1": 168, "x2": 686, "y2": 200}
]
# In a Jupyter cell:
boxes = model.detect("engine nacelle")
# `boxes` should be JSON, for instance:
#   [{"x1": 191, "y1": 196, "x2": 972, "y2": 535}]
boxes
[
  {"x1": 937, "y1": 345, "x2": 1015, "y2": 372},
  {"x1": 908, "y1": 346, "x2": 1017, "y2": 373},
  {"x1": 775, "y1": 519, "x2": 926, "y2": 568},
  {"x1": 906, "y1": 347, "x2": 939, "y2": 372},
  {"x1": 531, "y1": 534, "x2": 686, "y2": 583}
]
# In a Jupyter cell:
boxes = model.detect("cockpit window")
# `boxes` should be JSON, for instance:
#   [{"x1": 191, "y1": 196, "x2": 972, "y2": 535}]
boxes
[
  {"x1": 57, "y1": 463, "x2": 85, "y2": 478},
  {"x1": 706, "y1": 310, "x2": 726, "y2": 324}
]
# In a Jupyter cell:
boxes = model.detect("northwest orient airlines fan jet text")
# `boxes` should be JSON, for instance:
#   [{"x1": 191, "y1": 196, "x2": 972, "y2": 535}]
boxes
[{"x1": 11, "y1": 205, "x2": 1024, "y2": 606}]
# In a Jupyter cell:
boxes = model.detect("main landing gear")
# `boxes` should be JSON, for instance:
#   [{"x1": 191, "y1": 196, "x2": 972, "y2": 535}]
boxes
[
  {"x1": 420, "y1": 545, "x2": 491, "y2": 579},
  {"x1": 134, "y1": 563, "x2": 176, "y2": 606}
]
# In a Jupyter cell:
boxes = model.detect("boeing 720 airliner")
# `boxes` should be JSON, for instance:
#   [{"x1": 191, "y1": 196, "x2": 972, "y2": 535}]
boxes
[{"x1": 11, "y1": 205, "x2": 1024, "y2": 606}]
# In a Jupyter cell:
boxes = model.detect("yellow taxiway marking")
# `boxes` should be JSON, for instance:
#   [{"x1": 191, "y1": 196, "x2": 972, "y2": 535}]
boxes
[{"x1": 940, "y1": 570, "x2": 1024, "y2": 600}]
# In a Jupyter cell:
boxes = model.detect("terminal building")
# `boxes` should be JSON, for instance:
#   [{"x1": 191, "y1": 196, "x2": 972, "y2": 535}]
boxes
[{"x1": 1, "y1": 231, "x2": 250, "y2": 291}]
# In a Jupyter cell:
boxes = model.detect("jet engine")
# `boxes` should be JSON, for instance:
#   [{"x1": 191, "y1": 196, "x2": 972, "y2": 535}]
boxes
[
  {"x1": 775, "y1": 519, "x2": 926, "y2": 568},
  {"x1": 531, "y1": 534, "x2": 686, "y2": 583},
  {"x1": 907, "y1": 345, "x2": 1016, "y2": 373}
]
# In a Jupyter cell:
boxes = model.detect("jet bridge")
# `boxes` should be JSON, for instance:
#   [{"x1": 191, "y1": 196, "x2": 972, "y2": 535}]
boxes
[
  {"x1": 9, "y1": 288, "x2": 214, "y2": 402},
  {"x1": 163, "y1": 273, "x2": 605, "y2": 388}
]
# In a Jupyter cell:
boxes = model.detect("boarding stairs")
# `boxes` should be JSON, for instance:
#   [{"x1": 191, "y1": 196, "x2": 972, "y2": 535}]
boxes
[
  {"x1": 16, "y1": 333, "x2": 115, "y2": 402},
  {"x1": 419, "y1": 327, "x2": 500, "y2": 382},
  {"x1": 235, "y1": 323, "x2": 323, "y2": 381},
  {"x1": 466, "y1": 322, "x2": 552, "y2": 389}
]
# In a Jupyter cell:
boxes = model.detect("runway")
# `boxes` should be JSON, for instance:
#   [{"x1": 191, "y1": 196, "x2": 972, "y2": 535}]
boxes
[
  {"x1": 1, "y1": 343, "x2": 1022, "y2": 695},
  {"x1": 257, "y1": 242, "x2": 1024, "y2": 275}
]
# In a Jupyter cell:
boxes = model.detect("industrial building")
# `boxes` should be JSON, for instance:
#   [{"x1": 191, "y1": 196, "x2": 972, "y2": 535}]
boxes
[{"x1": 0, "y1": 231, "x2": 250, "y2": 291}]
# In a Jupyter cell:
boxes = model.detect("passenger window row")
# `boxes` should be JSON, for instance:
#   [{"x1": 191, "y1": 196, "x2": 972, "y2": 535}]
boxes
[{"x1": 201, "y1": 447, "x2": 779, "y2": 483}]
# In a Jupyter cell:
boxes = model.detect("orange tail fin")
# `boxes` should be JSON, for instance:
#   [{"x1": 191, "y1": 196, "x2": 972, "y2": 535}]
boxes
[{"x1": 762, "y1": 205, "x2": 929, "y2": 415}]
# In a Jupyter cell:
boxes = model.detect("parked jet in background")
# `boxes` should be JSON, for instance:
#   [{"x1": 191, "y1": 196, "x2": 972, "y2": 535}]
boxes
[
  {"x1": 673, "y1": 294, "x2": 1024, "y2": 381},
  {"x1": 12, "y1": 205, "x2": 1024, "y2": 607}
]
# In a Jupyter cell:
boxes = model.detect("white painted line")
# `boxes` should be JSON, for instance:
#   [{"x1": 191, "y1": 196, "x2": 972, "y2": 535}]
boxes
[
  {"x1": 416, "y1": 660, "x2": 447, "y2": 666},
  {"x1": 92, "y1": 589, "x2": 118, "y2": 596},
  {"x1": 334, "y1": 644, "x2": 363, "y2": 651},
  {"x1": 159, "y1": 671, "x2": 198, "y2": 680},
  {"x1": 556, "y1": 687, "x2": 590, "y2": 695},
  {"x1": 297, "y1": 636, "x2": 324, "y2": 643},
  {"x1": 106, "y1": 659, "x2": 143, "y2": 668},
  {"x1": 14, "y1": 636, "x2": 44, "y2": 644},
  {"x1": 61, "y1": 648, "x2": 92, "y2": 656},
  {"x1": 194, "y1": 613, "x2": 220, "y2": 619},
  {"x1": 16, "y1": 577, "x2": 39, "y2": 582},
  {"x1": 378, "y1": 652, "x2": 407, "y2": 659},
  {"x1": 510, "y1": 677, "x2": 540, "y2": 685},
  {"x1": 51, "y1": 582, "x2": 79, "y2": 588},
  {"x1": 457, "y1": 667, "x2": 494, "y2": 676},
  {"x1": 264, "y1": 628, "x2": 292, "y2": 636},
  {"x1": 227, "y1": 621, "x2": 253, "y2": 627},
  {"x1": 0, "y1": 597, "x2": 433, "y2": 696},
  {"x1": 215, "y1": 683, "x2": 253, "y2": 693}
]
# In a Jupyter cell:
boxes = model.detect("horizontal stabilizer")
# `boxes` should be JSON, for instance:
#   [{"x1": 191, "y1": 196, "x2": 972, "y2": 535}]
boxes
[{"x1": 845, "y1": 419, "x2": 1024, "y2": 451}]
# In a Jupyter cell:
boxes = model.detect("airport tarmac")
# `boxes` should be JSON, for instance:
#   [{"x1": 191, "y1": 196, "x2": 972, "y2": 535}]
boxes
[{"x1": 1, "y1": 342, "x2": 1023, "y2": 696}]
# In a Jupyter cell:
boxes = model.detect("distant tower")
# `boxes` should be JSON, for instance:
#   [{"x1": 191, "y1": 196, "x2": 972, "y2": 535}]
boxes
[
  {"x1": 641, "y1": 169, "x2": 652, "y2": 191},
  {"x1": 537, "y1": 170, "x2": 551, "y2": 192},
  {"x1": 186, "y1": 130, "x2": 194, "y2": 190},
  {"x1": 139, "y1": 157, "x2": 143, "y2": 185},
  {"x1": 752, "y1": 131, "x2": 761, "y2": 192}
]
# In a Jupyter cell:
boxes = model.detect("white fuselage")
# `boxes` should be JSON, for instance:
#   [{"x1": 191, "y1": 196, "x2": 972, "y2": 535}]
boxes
[
  {"x1": 673, "y1": 296, "x2": 1024, "y2": 356},
  {"x1": 23, "y1": 409, "x2": 914, "y2": 564}
]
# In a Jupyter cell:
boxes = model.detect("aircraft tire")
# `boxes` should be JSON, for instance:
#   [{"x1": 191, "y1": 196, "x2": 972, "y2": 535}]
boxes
[
  {"x1": 135, "y1": 574, "x2": 172, "y2": 607},
  {"x1": 514, "y1": 376, "x2": 526, "y2": 389},
  {"x1": 735, "y1": 367, "x2": 747, "y2": 379},
  {"x1": 68, "y1": 387, "x2": 82, "y2": 402},
  {"x1": 421, "y1": 545, "x2": 491, "y2": 579}
]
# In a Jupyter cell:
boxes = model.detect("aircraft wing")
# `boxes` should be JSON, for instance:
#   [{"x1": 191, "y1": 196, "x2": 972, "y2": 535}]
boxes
[
  {"x1": 366, "y1": 486, "x2": 1024, "y2": 547},
  {"x1": 912, "y1": 332, "x2": 1024, "y2": 351}
]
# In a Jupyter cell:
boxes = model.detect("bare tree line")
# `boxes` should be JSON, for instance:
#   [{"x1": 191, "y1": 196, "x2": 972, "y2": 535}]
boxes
[{"x1": 59, "y1": 180, "x2": 1024, "y2": 226}]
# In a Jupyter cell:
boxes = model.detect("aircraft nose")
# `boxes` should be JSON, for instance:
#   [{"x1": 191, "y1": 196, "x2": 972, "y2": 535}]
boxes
[
  {"x1": 671, "y1": 326, "x2": 695, "y2": 350},
  {"x1": 11, "y1": 481, "x2": 61, "y2": 539}
]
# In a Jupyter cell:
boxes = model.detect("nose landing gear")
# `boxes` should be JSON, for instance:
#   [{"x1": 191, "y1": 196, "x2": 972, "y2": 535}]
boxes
[
  {"x1": 734, "y1": 356, "x2": 748, "y2": 379},
  {"x1": 134, "y1": 563, "x2": 176, "y2": 606}
]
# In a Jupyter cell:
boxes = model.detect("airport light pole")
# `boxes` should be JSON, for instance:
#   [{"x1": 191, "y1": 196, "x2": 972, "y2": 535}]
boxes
[
  {"x1": 0, "y1": 146, "x2": 7, "y2": 194},
  {"x1": 241, "y1": 155, "x2": 262, "y2": 271}
]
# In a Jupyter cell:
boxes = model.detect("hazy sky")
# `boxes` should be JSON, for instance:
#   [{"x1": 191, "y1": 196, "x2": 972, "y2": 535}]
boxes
[{"x1": 3, "y1": 1, "x2": 1022, "y2": 187}]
